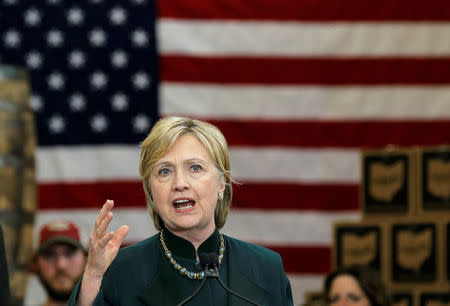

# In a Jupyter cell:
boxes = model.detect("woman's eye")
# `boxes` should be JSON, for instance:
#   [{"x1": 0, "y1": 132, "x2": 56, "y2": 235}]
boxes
[
  {"x1": 158, "y1": 168, "x2": 170, "y2": 176},
  {"x1": 328, "y1": 296, "x2": 340, "y2": 304},
  {"x1": 191, "y1": 164, "x2": 202, "y2": 172},
  {"x1": 347, "y1": 294, "x2": 362, "y2": 302}
]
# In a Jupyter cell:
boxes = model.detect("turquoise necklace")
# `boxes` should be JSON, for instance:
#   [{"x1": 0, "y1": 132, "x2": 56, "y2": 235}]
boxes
[{"x1": 159, "y1": 230, "x2": 225, "y2": 280}]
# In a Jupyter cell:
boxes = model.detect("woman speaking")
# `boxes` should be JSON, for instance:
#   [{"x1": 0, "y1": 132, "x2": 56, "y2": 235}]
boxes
[{"x1": 69, "y1": 116, "x2": 293, "y2": 305}]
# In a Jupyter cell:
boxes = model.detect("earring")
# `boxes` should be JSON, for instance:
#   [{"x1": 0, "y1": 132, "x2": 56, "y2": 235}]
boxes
[{"x1": 218, "y1": 192, "x2": 223, "y2": 200}]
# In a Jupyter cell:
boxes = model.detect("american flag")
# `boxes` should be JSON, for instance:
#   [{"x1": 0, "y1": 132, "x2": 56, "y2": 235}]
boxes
[{"x1": 1, "y1": 0, "x2": 450, "y2": 304}]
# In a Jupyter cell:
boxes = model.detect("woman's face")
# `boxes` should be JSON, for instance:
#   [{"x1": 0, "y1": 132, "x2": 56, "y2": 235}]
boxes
[
  {"x1": 150, "y1": 134, "x2": 225, "y2": 237},
  {"x1": 328, "y1": 275, "x2": 371, "y2": 306}
]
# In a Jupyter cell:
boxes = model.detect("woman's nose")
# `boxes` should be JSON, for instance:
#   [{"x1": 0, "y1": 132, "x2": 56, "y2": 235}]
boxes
[{"x1": 172, "y1": 169, "x2": 189, "y2": 191}]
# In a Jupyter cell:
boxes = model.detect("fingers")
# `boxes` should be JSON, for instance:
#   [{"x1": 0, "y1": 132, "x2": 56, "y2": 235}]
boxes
[
  {"x1": 96, "y1": 211, "x2": 113, "y2": 238},
  {"x1": 90, "y1": 200, "x2": 129, "y2": 250},
  {"x1": 111, "y1": 225, "x2": 130, "y2": 246},
  {"x1": 98, "y1": 231, "x2": 115, "y2": 249},
  {"x1": 95, "y1": 200, "x2": 114, "y2": 229}
]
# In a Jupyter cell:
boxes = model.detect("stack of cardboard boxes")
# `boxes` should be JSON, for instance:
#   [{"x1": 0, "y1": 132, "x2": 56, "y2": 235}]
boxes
[
  {"x1": 0, "y1": 65, "x2": 36, "y2": 305},
  {"x1": 333, "y1": 146, "x2": 450, "y2": 306}
]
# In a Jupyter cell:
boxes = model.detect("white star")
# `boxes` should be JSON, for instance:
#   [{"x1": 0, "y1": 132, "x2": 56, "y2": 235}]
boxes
[
  {"x1": 47, "y1": 72, "x2": 65, "y2": 90},
  {"x1": 131, "y1": 28, "x2": 149, "y2": 47},
  {"x1": 131, "y1": 0, "x2": 146, "y2": 4},
  {"x1": 90, "y1": 114, "x2": 108, "y2": 133},
  {"x1": 3, "y1": 0, "x2": 18, "y2": 5},
  {"x1": 47, "y1": 0, "x2": 62, "y2": 5},
  {"x1": 110, "y1": 50, "x2": 128, "y2": 68},
  {"x1": 111, "y1": 93, "x2": 128, "y2": 111},
  {"x1": 68, "y1": 50, "x2": 86, "y2": 69},
  {"x1": 132, "y1": 114, "x2": 151, "y2": 133},
  {"x1": 89, "y1": 28, "x2": 107, "y2": 47},
  {"x1": 25, "y1": 51, "x2": 43, "y2": 69},
  {"x1": 3, "y1": 29, "x2": 21, "y2": 48},
  {"x1": 48, "y1": 115, "x2": 66, "y2": 134},
  {"x1": 67, "y1": 7, "x2": 84, "y2": 25},
  {"x1": 24, "y1": 8, "x2": 42, "y2": 27},
  {"x1": 68, "y1": 93, "x2": 86, "y2": 111},
  {"x1": 109, "y1": 7, "x2": 127, "y2": 25},
  {"x1": 89, "y1": 0, "x2": 103, "y2": 3},
  {"x1": 90, "y1": 71, "x2": 108, "y2": 89},
  {"x1": 30, "y1": 95, "x2": 43, "y2": 112},
  {"x1": 47, "y1": 29, "x2": 64, "y2": 47},
  {"x1": 132, "y1": 72, "x2": 151, "y2": 90}
]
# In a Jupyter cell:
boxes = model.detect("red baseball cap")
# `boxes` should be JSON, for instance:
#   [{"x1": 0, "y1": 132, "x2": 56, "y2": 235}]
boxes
[{"x1": 37, "y1": 220, "x2": 84, "y2": 253}]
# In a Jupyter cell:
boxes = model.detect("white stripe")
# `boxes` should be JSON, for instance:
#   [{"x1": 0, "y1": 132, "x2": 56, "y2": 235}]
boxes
[
  {"x1": 288, "y1": 274, "x2": 324, "y2": 306},
  {"x1": 224, "y1": 210, "x2": 360, "y2": 246},
  {"x1": 34, "y1": 209, "x2": 360, "y2": 246},
  {"x1": 159, "y1": 19, "x2": 450, "y2": 56},
  {"x1": 161, "y1": 84, "x2": 450, "y2": 119},
  {"x1": 37, "y1": 147, "x2": 360, "y2": 183},
  {"x1": 230, "y1": 148, "x2": 359, "y2": 183},
  {"x1": 37, "y1": 145, "x2": 141, "y2": 182}
]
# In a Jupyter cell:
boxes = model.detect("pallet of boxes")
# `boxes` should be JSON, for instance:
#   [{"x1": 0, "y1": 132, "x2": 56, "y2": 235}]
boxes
[
  {"x1": 0, "y1": 65, "x2": 37, "y2": 305},
  {"x1": 331, "y1": 146, "x2": 450, "y2": 306}
]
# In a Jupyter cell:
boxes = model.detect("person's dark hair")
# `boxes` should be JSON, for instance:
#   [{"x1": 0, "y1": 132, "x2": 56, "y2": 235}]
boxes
[{"x1": 324, "y1": 265, "x2": 390, "y2": 306}]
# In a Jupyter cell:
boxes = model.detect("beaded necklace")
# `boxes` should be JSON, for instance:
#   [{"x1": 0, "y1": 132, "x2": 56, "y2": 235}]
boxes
[{"x1": 159, "y1": 230, "x2": 225, "y2": 280}]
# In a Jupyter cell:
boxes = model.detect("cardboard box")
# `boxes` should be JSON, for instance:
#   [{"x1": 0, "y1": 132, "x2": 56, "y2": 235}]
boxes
[
  {"x1": 0, "y1": 166, "x2": 21, "y2": 210},
  {"x1": 417, "y1": 291, "x2": 450, "y2": 306},
  {"x1": 0, "y1": 65, "x2": 30, "y2": 106},
  {"x1": 361, "y1": 148, "x2": 417, "y2": 218},
  {"x1": 333, "y1": 221, "x2": 387, "y2": 282},
  {"x1": 392, "y1": 292, "x2": 415, "y2": 306},
  {"x1": 445, "y1": 220, "x2": 450, "y2": 283},
  {"x1": 417, "y1": 146, "x2": 450, "y2": 216},
  {"x1": 388, "y1": 219, "x2": 439, "y2": 286}
]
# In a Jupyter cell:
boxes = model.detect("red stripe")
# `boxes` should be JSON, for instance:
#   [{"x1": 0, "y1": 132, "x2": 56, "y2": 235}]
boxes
[
  {"x1": 38, "y1": 181, "x2": 147, "y2": 209},
  {"x1": 122, "y1": 240, "x2": 330, "y2": 274},
  {"x1": 158, "y1": 0, "x2": 450, "y2": 21},
  {"x1": 161, "y1": 56, "x2": 450, "y2": 85},
  {"x1": 266, "y1": 245, "x2": 331, "y2": 274},
  {"x1": 233, "y1": 183, "x2": 358, "y2": 211},
  {"x1": 38, "y1": 181, "x2": 358, "y2": 211},
  {"x1": 206, "y1": 119, "x2": 450, "y2": 148}
]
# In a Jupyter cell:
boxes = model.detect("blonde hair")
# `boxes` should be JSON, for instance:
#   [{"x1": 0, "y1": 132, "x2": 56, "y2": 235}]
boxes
[{"x1": 139, "y1": 116, "x2": 232, "y2": 231}]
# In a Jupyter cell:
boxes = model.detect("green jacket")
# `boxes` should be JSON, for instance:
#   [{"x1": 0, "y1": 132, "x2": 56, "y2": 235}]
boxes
[{"x1": 69, "y1": 232, "x2": 293, "y2": 306}]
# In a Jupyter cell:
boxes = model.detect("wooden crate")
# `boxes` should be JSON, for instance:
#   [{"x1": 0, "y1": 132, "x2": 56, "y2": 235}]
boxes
[{"x1": 361, "y1": 148, "x2": 417, "y2": 219}]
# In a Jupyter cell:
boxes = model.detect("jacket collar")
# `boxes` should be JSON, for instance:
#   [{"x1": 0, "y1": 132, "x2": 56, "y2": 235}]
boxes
[{"x1": 161, "y1": 225, "x2": 222, "y2": 260}]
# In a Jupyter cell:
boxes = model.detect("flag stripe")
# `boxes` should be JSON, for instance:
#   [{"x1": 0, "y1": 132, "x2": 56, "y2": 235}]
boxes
[
  {"x1": 38, "y1": 181, "x2": 359, "y2": 211},
  {"x1": 158, "y1": 0, "x2": 450, "y2": 21},
  {"x1": 161, "y1": 56, "x2": 450, "y2": 85},
  {"x1": 34, "y1": 209, "x2": 359, "y2": 246},
  {"x1": 209, "y1": 119, "x2": 450, "y2": 148},
  {"x1": 268, "y1": 246, "x2": 331, "y2": 274},
  {"x1": 37, "y1": 147, "x2": 360, "y2": 183},
  {"x1": 159, "y1": 20, "x2": 450, "y2": 56},
  {"x1": 161, "y1": 84, "x2": 450, "y2": 120}
]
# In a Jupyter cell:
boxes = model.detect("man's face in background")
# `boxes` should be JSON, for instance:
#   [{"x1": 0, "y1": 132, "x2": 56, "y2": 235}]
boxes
[{"x1": 36, "y1": 243, "x2": 86, "y2": 302}]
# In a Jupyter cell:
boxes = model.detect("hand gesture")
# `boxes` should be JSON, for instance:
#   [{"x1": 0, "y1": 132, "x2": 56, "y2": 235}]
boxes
[{"x1": 79, "y1": 200, "x2": 129, "y2": 305}]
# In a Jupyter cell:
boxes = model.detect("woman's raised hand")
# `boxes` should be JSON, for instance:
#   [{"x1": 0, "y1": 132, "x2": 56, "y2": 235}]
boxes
[{"x1": 78, "y1": 200, "x2": 129, "y2": 306}]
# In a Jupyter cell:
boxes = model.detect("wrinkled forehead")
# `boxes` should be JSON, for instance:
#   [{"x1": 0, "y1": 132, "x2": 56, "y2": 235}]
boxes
[{"x1": 152, "y1": 133, "x2": 217, "y2": 167}]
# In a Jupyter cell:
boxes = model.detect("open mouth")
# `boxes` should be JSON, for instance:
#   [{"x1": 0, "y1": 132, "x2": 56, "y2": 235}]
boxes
[{"x1": 173, "y1": 199, "x2": 196, "y2": 212}]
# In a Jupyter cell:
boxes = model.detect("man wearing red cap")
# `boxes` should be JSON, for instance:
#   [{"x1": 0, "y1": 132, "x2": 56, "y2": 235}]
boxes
[{"x1": 32, "y1": 220, "x2": 87, "y2": 306}]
